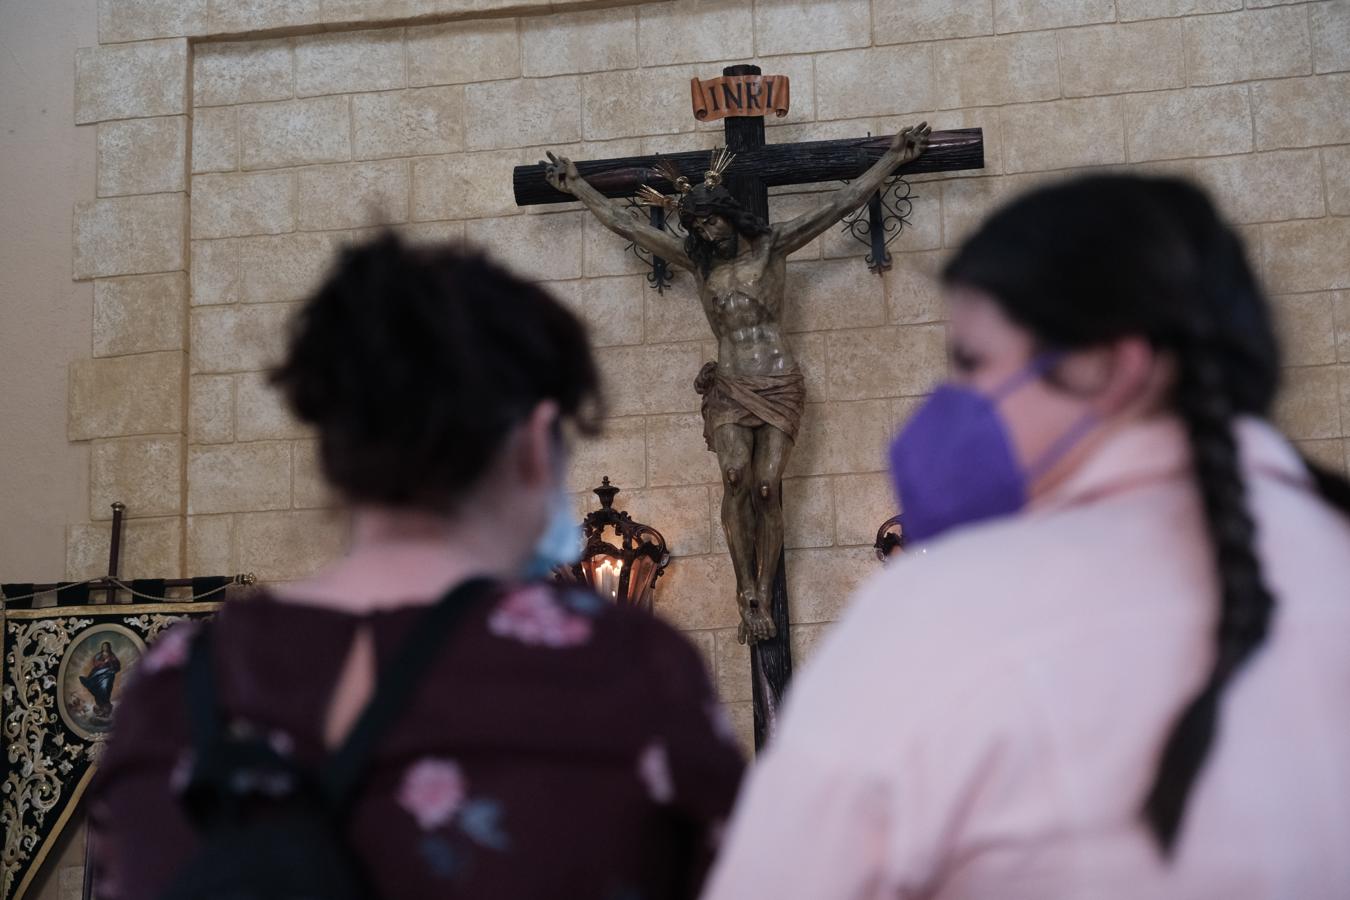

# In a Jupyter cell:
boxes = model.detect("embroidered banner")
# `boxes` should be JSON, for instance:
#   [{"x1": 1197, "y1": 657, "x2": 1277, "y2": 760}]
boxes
[
  {"x1": 689, "y1": 74, "x2": 791, "y2": 121},
  {"x1": 1, "y1": 601, "x2": 223, "y2": 900}
]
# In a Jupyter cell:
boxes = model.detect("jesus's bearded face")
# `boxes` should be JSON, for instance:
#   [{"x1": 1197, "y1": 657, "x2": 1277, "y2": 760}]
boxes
[{"x1": 692, "y1": 214, "x2": 734, "y2": 246}]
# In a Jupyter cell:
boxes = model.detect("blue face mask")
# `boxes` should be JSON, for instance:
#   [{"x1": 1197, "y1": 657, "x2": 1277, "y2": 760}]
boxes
[
  {"x1": 521, "y1": 487, "x2": 582, "y2": 580},
  {"x1": 889, "y1": 353, "x2": 1099, "y2": 545}
]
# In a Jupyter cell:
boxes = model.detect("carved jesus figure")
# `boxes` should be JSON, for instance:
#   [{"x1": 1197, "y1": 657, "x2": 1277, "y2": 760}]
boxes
[{"x1": 544, "y1": 123, "x2": 930, "y2": 644}]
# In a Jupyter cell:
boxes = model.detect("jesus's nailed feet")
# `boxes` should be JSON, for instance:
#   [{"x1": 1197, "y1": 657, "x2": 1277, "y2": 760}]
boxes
[{"x1": 737, "y1": 598, "x2": 778, "y2": 645}]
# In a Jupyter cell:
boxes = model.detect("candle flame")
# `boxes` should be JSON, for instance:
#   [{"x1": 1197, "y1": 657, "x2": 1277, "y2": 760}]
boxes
[{"x1": 595, "y1": 557, "x2": 624, "y2": 600}]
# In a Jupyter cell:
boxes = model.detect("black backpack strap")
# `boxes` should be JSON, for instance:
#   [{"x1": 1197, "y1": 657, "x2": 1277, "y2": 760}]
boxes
[
  {"x1": 319, "y1": 576, "x2": 498, "y2": 809},
  {"x1": 185, "y1": 624, "x2": 222, "y2": 755},
  {"x1": 180, "y1": 578, "x2": 498, "y2": 818},
  {"x1": 183, "y1": 623, "x2": 269, "y2": 824}
]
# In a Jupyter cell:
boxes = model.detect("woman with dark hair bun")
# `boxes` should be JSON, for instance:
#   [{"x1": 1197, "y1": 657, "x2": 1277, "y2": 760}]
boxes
[
  {"x1": 89, "y1": 233, "x2": 743, "y2": 899},
  {"x1": 704, "y1": 175, "x2": 1350, "y2": 898}
]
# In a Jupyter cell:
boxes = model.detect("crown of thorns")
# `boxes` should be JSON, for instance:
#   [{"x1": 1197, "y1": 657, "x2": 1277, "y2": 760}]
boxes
[{"x1": 635, "y1": 148, "x2": 736, "y2": 213}]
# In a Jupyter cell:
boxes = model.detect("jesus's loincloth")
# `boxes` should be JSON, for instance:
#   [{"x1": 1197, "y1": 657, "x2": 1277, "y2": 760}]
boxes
[{"x1": 695, "y1": 362, "x2": 806, "y2": 451}]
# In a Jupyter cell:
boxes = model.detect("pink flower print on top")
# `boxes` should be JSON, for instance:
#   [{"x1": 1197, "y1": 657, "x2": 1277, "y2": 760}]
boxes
[
  {"x1": 638, "y1": 740, "x2": 675, "y2": 805},
  {"x1": 169, "y1": 750, "x2": 195, "y2": 794},
  {"x1": 141, "y1": 621, "x2": 199, "y2": 675},
  {"x1": 487, "y1": 586, "x2": 592, "y2": 648},
  {"x1": 398, "y1": 759, "x2": 468, "y2": 831},
  {"x1": 268, "y1": 729, "x2": 295, "y2": 757}
]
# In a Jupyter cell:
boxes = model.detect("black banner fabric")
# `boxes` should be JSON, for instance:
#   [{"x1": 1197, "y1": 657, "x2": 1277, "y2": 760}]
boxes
[{"x1": 1, "y1": 601, "x2": 222, "y2": 900}]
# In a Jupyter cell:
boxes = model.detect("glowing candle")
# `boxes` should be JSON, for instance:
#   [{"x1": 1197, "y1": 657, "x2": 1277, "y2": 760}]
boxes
[{"x1": 595, "y1": 558, "x2": 623, "y2": 601}]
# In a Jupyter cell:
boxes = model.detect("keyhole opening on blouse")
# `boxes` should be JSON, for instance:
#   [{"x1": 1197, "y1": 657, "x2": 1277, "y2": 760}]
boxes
[{"x1": 323, "y1": 624, "x2": 376, "y2": 750}]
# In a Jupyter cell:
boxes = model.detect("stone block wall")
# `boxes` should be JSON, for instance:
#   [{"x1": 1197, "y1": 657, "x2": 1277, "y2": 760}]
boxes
[{"x1": 66, "y1": 0, "x2": 1350, "y2": 750}]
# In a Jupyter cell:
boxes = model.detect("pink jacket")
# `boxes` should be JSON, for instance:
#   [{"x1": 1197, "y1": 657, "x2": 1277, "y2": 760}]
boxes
[{"x1": 703, "y1": 418, "x2": 1350, "y2": 899}]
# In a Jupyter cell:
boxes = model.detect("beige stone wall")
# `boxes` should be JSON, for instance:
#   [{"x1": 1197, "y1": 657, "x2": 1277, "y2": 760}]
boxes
[
  {"x1": 57, "y1": 0, "x2": 1350, "y2": 761},
  {"x1": 5, "y1": 0, "x2": 1343, "y2": 891}
]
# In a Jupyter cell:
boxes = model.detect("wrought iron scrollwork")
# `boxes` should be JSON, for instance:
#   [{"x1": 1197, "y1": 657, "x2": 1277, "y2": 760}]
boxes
[
  {"x1": 839, "y1": 175, "x2": 915, "y2": 274},
  {"x1": 874, "y1": 514, "x2": 906, "y2": 562},
  {"x1": 623, "y1": 200, "x2": 686, "y2": 293}
]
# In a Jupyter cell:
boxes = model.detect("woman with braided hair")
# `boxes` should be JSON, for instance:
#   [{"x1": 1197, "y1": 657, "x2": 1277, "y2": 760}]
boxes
[{"x1": 702, "y1": 174, "x2": 1350, "y2": 899}]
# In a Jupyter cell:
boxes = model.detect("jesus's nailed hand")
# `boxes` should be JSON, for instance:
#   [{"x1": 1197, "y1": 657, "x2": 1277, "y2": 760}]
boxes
[
  {"x1": 541, "y1": 151, "x2": 580, "y2": 195},
  {"x1": 890, "y1": 121, "x2": 932, "y2": 160}
]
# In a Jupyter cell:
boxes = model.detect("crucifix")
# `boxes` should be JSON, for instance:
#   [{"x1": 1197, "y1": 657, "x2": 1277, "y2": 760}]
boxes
[{"x1": 515, "y1": 64, "x2": 984, "y2": 750}]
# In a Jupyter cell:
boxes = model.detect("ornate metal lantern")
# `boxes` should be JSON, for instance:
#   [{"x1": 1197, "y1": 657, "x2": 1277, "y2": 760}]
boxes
[
  {"x1": 874, "y1": 514, "x2": 907, "y2": 562},
  {"x1": 561, "y1": 477, "x2": 671, "y2": 610}
]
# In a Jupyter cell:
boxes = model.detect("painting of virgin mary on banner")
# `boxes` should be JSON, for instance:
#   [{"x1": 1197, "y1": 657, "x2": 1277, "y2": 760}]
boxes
[{"x1": 56, "y1": 623, "x2": 144, "y2": 740}]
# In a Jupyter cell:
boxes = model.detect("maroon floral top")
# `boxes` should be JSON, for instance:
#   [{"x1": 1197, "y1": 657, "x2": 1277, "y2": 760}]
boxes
[{"x1": 89, "y1": 583, "x2": 744, "y2": 899}]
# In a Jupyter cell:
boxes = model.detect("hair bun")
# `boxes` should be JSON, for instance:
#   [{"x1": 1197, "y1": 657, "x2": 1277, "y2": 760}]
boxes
[{"x1": 270, "y1": 231, "x2": 602, "y2": 510}]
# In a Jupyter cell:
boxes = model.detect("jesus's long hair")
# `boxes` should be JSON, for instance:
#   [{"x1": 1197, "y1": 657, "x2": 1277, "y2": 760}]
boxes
[{"x1": 678, "y1": 185, "x2": 771, "y2": 277}]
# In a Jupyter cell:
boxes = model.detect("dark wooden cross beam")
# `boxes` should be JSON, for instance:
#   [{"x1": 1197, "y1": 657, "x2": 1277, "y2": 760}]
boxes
[
  {"x1": 515, "y1": 118, "x2": 981, "y2": 282},
  {"x1": 515, "y1": 65, "x2": 983, "y2": 750},
  {"x1": 512, "y1": 129, "x2": 985, "y2": 208}
]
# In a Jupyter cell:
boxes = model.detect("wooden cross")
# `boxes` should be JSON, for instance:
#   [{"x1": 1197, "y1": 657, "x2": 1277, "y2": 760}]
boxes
[
  {"x1": 513, "y1": 65, "x2": 983, "y2": 283},
  {"x1": 514, "y1": 65, "x2": 984, "y2": 750}
]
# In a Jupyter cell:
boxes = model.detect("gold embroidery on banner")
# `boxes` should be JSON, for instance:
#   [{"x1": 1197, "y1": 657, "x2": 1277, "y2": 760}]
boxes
[{"x1": 1, "y1": 607, "x2": 221, "y2": 900}]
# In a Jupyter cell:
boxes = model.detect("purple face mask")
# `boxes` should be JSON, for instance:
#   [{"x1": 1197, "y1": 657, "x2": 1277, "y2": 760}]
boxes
[{"x1": 889, "y1": 354, "x2": 1098, "y2": 545}]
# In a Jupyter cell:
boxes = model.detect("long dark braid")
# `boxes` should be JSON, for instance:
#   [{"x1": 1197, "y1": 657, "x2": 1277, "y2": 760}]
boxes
[
  {"x1": 942, "y1": 173, "x2": 1350, "y2": 855},
  {"x1": 1137, "y1": 185, "x2": 1281, "y2": 853},
  {"x1": 1143, "y1": 334, "x2": 1276, "y2": 852}
]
